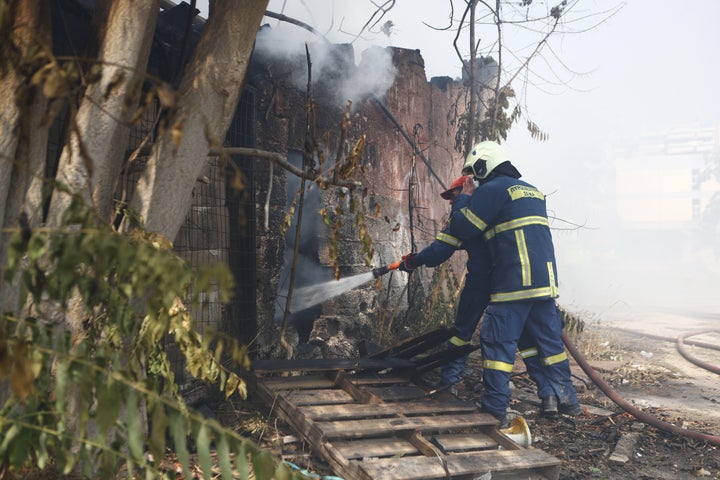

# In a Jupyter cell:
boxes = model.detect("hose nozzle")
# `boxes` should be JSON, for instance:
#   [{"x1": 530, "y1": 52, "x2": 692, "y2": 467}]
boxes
[{"x1": 372, "y1": 260, "x2": 402, "y2": 278}]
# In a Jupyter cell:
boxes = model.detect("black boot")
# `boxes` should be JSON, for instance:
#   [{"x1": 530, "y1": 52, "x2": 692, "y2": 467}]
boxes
[
  {"x1": 476, "y1": 403, "x2": 509, "y2": 429},
  {"x1": 559, "y1": 402, "x2": 584, "y2": 416},
  {"x1": 540, "y1": 396, "x2": 558, "y2": 416}
]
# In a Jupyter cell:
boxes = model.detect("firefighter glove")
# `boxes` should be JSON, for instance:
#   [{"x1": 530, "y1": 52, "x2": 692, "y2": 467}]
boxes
[{"x1": 399, "y1": 253, "x2": 419, "y2": 272}]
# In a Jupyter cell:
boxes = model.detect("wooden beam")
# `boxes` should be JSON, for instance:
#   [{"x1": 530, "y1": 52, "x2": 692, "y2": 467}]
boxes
[{"x1": 251, "y1": 357, "x2": 416, "y2": 373}]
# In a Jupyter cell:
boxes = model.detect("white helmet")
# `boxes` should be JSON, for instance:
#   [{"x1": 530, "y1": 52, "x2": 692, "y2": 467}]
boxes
[{"x1": 463, "y1": 141, "x2": 508, "y2": 179}]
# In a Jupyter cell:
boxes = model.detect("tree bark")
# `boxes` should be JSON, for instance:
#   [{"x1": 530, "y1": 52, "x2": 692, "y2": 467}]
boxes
[
  {"x1": 126, "y1": 0, "x2": 270, "y2": 241},
  {"x1": 0, "y1": 0, "x2": 51, "y2": 313},
  {"x1": 46, "y1": 0, "x2": 160, "y2": 226},
  {"x1": 0, "y1": 0, "x2": 50, "y2": 227}
]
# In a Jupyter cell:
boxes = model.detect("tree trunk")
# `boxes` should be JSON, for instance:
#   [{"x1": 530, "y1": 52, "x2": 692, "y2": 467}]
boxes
[
  {"x1": 46, "y1": 0, "x2": 160, "y2": 226},
  {"x1": 126, "y1": 0, "x2": 270, "y2": 241},
  {"x1": 0, "y1": 0, "x2": 51, "y2": 313}
]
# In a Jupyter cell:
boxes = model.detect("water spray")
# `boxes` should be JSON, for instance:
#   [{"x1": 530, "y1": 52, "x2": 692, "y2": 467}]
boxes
[{"x1": 290, "y1": 261, "x2": 403, "y2": 312}]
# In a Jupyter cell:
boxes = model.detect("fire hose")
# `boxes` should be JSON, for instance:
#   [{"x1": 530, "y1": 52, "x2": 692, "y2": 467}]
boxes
[
  {"x1": 597, "y1": 327, "x2": 720, "y2": 375},
  {"x1": 676, "y1": 330, "x2": 720, "y2": 375},
  {"x1": 611, "y1": 327, "x2": 720, "y2": 354},
  {"x1": 371, "y1": 260, "x2": 403, "y2": 278},
  {"x1": 562, "y1": 331, "x2": 720, "y2": 447}
]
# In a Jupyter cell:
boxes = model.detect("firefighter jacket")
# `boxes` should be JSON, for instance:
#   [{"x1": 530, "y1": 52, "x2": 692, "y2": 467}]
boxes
[
  {"x1": 412, "y1": 217, "x2": 491, "y2": 278},
  {"x1": 448, "y1": 173, "x2": 559, "y2": 303},
  {"x1": 413, "y1": 210, "x2": 490, "y2": 275}
]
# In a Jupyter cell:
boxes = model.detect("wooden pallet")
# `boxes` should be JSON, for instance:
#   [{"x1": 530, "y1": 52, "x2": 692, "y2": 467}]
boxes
[{"x1": 249, "y1": 329, "x2": 562, "y2": 480}]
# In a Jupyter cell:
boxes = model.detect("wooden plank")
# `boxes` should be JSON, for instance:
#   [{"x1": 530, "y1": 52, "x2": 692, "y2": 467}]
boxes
[
  {"x1": 402, "y1": 430, "x2": 447, "y2": 460},
  {"x1": 333, "y1": 371, "x2": 384, "y2": 404},
  {"x1": 341, "y1": 373, "x2": 414, "y2": 386},
  {"x1": 332, "y1": 438, "x2": 420, "y2": 460},
  {"x1": 316, "y1": 412, "x2": 499, "y2": 439},
  {"x1": 413, "y1": 344, "x2": 479, "y2": 372},
  {"x1": 251, "y1": 357, "x2": 416, "y2": 373},
  {"x1": 356, "y1": 448, "x2": 562, "y2": 480},
  {"x1": 261, "y1": 375, "x2": 336, "y2": 391},
  {"x1": 285, "y1": 389, "x2": 354, "y2": 406},
  {"x1": 302, "y1": 400, "x2": 477, "y2": 421},
  {"x1": 260, "y1": 373, "x2": 413, "y2": 391},
  {"x1": 363, "y1": 384, "x2": 430, "y2": 402},
  {"x1": 252, "y1": 376, "x2": 373, "y2": 480},
  {"x1": 431, "y1": 432, "x2": 497, "y2": 452},
  {"x1": 369, "y1": 327, "x2": 457, "y2": 359},
  {"x1": 250, "y1": 347, "x2": 562, "y2": 480}
]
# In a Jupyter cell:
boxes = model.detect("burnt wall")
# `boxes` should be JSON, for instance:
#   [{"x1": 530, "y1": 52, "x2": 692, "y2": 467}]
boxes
[{"x1": 249, "y1": 42, "x2": 477, "y2": 358}]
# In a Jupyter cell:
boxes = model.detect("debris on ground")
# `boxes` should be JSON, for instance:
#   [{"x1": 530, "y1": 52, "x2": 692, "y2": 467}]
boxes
[{"x1": 215, "y1": 323, "x2": 720, "y2": 480}]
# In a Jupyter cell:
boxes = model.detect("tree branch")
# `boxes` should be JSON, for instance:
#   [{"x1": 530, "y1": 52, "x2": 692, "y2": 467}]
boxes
[
  {"x1": 264, "y1": 10, "x2": 330, "y2": 43},
  {"x1": 212, "y1": 147, "x2": 362, "y2": 189}
]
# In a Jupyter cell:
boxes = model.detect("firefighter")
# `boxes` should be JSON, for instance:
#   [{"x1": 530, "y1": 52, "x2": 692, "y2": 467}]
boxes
[
  {"x1": 400, "y1": 176, "x2": 488, "y2": 392},
  {"x1": 442, "y1": 140, "x2": 582, "y2": 426},
  {"x1": 400, "y1": 175, "x2": 561, "y2": 419}
]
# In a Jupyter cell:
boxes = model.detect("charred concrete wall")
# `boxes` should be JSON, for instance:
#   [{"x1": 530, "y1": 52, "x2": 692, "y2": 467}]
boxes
[{"x1": 247, "y1": 40, "x2": 483, "y2": 358}]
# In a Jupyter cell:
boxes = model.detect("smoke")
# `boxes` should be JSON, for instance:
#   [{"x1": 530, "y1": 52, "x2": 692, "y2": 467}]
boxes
[
  {"x1": 274, "y1": 151, "x2": 335, "y2": 339},
  {"x1": 253, "y1": 25, "x2": 397, "y2": 105},
  {"x1": 350, "y1": 46, "x2": 397, "y2": 103}
]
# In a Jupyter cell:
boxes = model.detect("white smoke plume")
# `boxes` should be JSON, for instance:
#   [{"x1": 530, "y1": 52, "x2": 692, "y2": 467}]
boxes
[{"x1": 253, "y1": 25, "x2": 397, "y2": 105}]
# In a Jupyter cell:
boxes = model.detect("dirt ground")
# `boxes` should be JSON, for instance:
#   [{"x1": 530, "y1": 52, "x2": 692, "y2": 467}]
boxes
[
  {"x1": 499, "y1": 322, "x2": 720, "y2": 480},
  {"x1": 235, "y1": 316, "x2": 720, "y2": 480}
]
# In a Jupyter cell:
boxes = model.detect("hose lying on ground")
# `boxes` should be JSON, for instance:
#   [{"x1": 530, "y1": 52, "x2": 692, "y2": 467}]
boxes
[
  {"x1": 676, "y1": 330, "x2": 720, "y2": 375},
  {"x1": 561, "y1": 331, "x2": 720, "y2": 447},
  {"x1": 612, "y1": 327, "x2": 720, "y2": 353},
  {"x1": 611, "y1": 327, "x2": 720, "y2": 376}
]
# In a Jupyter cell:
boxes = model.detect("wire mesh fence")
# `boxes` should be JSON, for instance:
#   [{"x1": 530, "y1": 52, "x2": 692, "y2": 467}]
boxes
[{"x1": 123, "y1": 90, "x2": 258, "y2": 384}]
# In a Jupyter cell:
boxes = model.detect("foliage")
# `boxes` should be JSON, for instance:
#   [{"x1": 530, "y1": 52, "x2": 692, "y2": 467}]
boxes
[
  {"x1": 0, "y1": 195, "x2": 303, "y2": 479},
  {"x1": 313, "y1": 122, "x2": 373, "y2": 281},
  {"x1": 415, "y1": 264, "x2": 461, "y2": 335},
  {"x1": 318, "y1": 189, "x2": 374, "y2": 281},
  {"x1": 558, "y1": 304, "x2": 585, "y2": 334},
  {"x1": 479, "y1": 86, "x2": 521, "y2": 143},
  {"x1": 455, "y1": 85, "x2": 526, "y2": 149},
  {"x1": 449, "y1": 0, "x2": 580, "y2": 152},
  {"x1": 319, "y1": 205, "x2": 342, "y2": 280}
]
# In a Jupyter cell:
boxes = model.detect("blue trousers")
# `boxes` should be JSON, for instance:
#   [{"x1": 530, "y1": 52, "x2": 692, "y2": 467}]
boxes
[
  {"x1": 518, "y1": 328, "x2": 553, "y2": 398},
  {"x1": 480, "y1": 299, "x2": 578, "y2": 418},
  {"x1": 440, "y1": 280, "x2": 552, "y2": 397},
  {"x1": 440, "y1": 274, "x2": 488, "y2": 385}
]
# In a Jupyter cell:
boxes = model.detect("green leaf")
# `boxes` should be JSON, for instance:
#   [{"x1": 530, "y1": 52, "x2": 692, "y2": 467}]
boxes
[
  {"x1": 0, "y1": 424, "x2": 21, "y2": 455},
  {"x1": 169, "y1": 411, "x2": 192, "y2": 480},
  {"x1": 252, "y1": 449, "x2": 276, "y2": 480},
  {"x1": 217, "y1": 435, "x2": 233, "y2": 479},
  {"x1": 148, "y1": 399, "x2": 168, "y2": 464},
  {"x1": 54, "y1": 362, "x2": 69, "y2": 424},
  {"x1": 26, "y1": 232, "x2": 47, "y2": 261},
  {"x1": 236, "y1": 442, "x2": 250, "y2": 480},
  {"x1": 196, "y1": 424, "x2": 212, "y2": 480},
  {"x1": 99, "y1": 449, "x2": 119, "y2": 480},
  {"x1": 126, "y1": 390, "x2": 144, "y2": 460},
  {"x1": 273, "y1": 462, "x2": 293, "y2": 480},
  {"x1": 96, "y1": 378, "x2": 121, "y2": 435},
  {"x1": 36, "y1": 431, "x2": 49, "y2": 469},
  {"x1": 60, "y1": 447, "x2": 77, "y2": 475}
]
